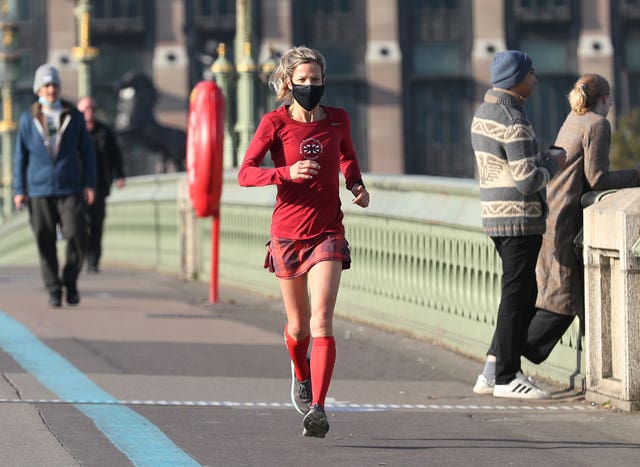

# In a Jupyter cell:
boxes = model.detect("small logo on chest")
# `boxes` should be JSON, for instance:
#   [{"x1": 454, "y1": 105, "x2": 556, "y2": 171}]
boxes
[{"x1": 300, "y1": 137, "x2": 323, "y2": 160}]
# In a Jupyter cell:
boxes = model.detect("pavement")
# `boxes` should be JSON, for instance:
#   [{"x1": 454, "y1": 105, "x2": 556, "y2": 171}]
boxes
[{"x1": 0, "y1": 264, "x2": 639, "y2": 467}]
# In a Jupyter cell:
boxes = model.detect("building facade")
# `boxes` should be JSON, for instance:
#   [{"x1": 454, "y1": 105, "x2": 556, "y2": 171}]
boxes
[{"x1": 5, "y1": 0, "x2": 640, "y2": 177}]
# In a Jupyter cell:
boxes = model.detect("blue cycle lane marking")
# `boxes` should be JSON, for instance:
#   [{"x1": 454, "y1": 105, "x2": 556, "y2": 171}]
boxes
[{"x1": 0, "y1": 310, "x2": 200, "y2": 467}]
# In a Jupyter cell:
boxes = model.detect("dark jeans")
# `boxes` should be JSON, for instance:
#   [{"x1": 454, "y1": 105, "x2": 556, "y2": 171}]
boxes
[
  {"x1": 489, "y1": 308, "x2": 576, "y2": 365},
  {"x1": 86, "y1": 196, "x2": 106, "y2": 268},
  {"x1": 29, "y1": 195, "x2": 87, "y2": 294},
  {"x1": 489, "y1": 235, "x2": 542, "y2": 384}
]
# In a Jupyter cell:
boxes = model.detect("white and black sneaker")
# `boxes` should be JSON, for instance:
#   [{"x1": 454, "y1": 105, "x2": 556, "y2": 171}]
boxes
[
  {"x1": 302, "y1": 404, "x2": 329, "y2": 438},
  {"x1": 290, "y1": 360, "x2": 312, "y2": 415},
  {"x1": 493, "y1": 372, "x2": 550, "y2": 400}
]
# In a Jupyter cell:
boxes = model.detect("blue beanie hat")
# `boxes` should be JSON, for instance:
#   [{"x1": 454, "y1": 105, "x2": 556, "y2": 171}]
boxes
[{"x1": 490, "y1": 50, "x2": 533, "y2": 89}]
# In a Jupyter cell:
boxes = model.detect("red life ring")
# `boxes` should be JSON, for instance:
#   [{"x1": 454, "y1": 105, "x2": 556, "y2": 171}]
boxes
[{"x1": 186, "y1": 80, "x2": 225, "y2": 217}]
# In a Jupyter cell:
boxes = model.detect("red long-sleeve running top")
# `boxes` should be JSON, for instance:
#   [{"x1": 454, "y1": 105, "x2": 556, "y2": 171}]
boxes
[{"x1": 238, "y1": 105, "x2": 363, "y2": 239}]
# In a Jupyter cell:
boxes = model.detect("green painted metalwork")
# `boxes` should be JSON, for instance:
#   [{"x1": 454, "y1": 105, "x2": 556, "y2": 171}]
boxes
[
  {"x1": 103, "y1": 174, "x2": 180, "y2": 273},
  {"x1": 0, "y1": 0, "x2": 19, "y2": 219},
  {"x1": 211, "y1": 43, "x2": 236, "y2": 169},
  {"x1": 72, "y1": 0, "x2": 99, "y2": 98},
  {"x1": 0, "y1": 171, "x2": 584, "y2": 385},
  {"x1": 0, "y1": 210, "x2": 37, "y2": 263},
  {"x1": 234, "y1": 41, "x2": 256, "y2": 165}
]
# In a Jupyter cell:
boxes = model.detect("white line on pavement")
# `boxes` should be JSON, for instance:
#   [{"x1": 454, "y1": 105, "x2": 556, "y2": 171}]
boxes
[{"x1": 0, "y1": 398, "x2": 592, "y2": 412}]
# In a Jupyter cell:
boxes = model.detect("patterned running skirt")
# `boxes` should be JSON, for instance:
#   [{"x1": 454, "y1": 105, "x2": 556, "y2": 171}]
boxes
[{"x1": 264, "y1": 233, "x2": 351, "y2": 279}]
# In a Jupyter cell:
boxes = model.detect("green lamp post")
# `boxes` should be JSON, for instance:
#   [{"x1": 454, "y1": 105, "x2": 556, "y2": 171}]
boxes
[
  {"x1": 71, "y1": 0, "x2": 99, "y2": 98},
  {"x1": 233, "y1": 0, "x2": 256, "y2": 167},
  {"x1": 212, "y1": 43, "x2": 237, "y2": 169},
  {"x1": 0, "y1": 0, "x2": 18, "y2": 219},
  {"x1": 235, "y1": 41, "x2": 256, "y2": 166},
  {"x1": 260, "y1": 46, "x2": 278, "y2": 113}
]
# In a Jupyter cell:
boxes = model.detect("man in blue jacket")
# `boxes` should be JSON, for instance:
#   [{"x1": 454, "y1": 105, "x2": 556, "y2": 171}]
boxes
[{"x1": 13, "y1": 64, "x2": 97, "y2": 307}]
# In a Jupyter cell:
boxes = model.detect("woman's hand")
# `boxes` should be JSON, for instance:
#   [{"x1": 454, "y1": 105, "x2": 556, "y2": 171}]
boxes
[
  {"x1": 290, "y1": 160, "x2": 320, "y2": 180},
  {"x1": 351, "y1": 183, "x2": 370, "y2": 208}
]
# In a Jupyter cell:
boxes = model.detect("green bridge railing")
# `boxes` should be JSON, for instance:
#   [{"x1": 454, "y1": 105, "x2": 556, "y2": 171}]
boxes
[{"x1": 0, "y1": 172, "x2": 583, "y2": 387}]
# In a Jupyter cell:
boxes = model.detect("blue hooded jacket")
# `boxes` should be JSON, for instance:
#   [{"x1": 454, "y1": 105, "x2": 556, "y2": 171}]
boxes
[{"x1": 13, "y1": 100, "x2": 96, "y2": 198}]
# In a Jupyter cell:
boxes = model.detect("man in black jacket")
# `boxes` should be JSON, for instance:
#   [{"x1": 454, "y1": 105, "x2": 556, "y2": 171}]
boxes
[{"x1": 77, "y1": 97, "x2": 125, "y2": 273}]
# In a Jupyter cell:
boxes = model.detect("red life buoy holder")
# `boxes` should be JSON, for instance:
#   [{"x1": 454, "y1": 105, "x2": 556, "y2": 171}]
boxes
[{"x1": 186, "y1": 80, "x2": 225, "y2": 217}]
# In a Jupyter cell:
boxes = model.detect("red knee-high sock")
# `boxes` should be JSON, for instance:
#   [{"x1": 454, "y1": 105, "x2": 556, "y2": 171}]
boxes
[
  {"x1": 310, "y1": 336, "x2": 336, "y2": 408},
  {"x1": 284, "y1": 325, "x2": 310, "y2": 381}
]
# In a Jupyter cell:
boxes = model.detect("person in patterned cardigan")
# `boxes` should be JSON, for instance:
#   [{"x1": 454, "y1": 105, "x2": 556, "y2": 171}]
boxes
[{"x1": 470, "y1": 50, "x2": 566, "y2": 399}]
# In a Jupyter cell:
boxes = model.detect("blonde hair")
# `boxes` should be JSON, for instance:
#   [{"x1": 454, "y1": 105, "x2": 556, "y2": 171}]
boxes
[
  {"x1": 568, "y1": 74, "x2": 610, "y2": 115},
  {"x1": 268, "y1": 45, "x2": 326, "y2": 104}
]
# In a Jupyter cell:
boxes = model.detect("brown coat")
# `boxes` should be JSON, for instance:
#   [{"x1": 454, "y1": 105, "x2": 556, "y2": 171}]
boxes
[{"x1": 536, "y1": 111, "x2": 639, "y2": 317}]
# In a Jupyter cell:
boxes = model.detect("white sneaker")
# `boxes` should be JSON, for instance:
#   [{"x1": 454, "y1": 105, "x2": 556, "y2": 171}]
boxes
[
  {"x1": 472, "y1": 374, "x2": 495, "y2": 395},
  {"x1": 493, "y1": 372, "x2": 550, "y2": 400}
]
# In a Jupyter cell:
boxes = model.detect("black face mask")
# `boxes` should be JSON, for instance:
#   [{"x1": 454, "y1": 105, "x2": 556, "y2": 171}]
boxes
[{"x1": 292, "y1": 84, "x2": 325, "y2": 111}]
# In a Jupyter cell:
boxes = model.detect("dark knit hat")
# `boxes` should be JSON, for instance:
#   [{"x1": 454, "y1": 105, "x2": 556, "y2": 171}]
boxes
[
  {"x1": 33, "y1": 64, "x2": 61, "y2": 94},
  {"x1": 490, "y1": 50, "x2": 533, "y2": 89}
]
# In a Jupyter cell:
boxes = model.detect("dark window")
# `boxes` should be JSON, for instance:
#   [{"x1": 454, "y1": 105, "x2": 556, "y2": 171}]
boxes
[
  {"x1": 92, "y1": 0, "x2": 146, "y2": 33},
  {"x1": 619, "y1": 0, "x2": 640, "y2": 17},
  {"x1": 525, "y1": 76, "x2": 573, "y2": 147},
  {"x1": 506, "y1": 0, "x2": 578, "y2": 150},
  {"x1": 292, "y1": 0, "x2": 368, "y2": 171},
  {"x1": 90, "y1": 1, "x2": 154, "y2": 121},
  {"x1": 194, "y1": 0, "x2": 236, "y2": 29},
  {"x1": 407, "y1": 79, "x2": 473, "y2": 176},
  {"x1": 613, "y1": 0, "x2": 640, "y2": 115},
  {"x1": 400, "y1": 0, "x2": 474, "y2": 177},
  {"x1": 11, "y1": 1, "x2": 46, "y2": 109},
  {"x1": 185, "y1": 0, "x2": 236, "y2": 88},
  {"x1": 93, "y1": 0, "x2": 144, "y2": 17},
  {"x1": 184, "y1": 0, "x2": 238, "y2": 159},
  {"x1": 17, "y1": 1, "x2": 34, "y2": 20},
  {"x1": 513, "y1": 0, "x2": 571, "y2": 22}
]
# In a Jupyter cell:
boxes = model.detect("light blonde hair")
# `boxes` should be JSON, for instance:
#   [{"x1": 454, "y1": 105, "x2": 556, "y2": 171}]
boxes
[
  {"x1": 268, "y1": 45, "x2": 326, "y2": 104},
  {"x1": 568, "y1": 74, "x2": 610, "y2": 115}
]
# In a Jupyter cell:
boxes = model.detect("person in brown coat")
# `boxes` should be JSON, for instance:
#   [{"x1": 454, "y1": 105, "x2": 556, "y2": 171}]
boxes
[
  {"x1": 474, "y1": 73, "x2": 640, "y2": 395},
  {"x1": 532, "y1": 73, "x2": 640, "y2": 356}
]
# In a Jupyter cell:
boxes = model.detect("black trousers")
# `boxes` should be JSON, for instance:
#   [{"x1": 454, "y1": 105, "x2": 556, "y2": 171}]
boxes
[
  {"x1": 489, "y1": 308, "x2": 577, "y2": 365},
  {"x1": 29, "y1": 195, "x2": 87, "y2": 294},
  {"x1": 86, "y1": 195, "x2": 106, "y2": 268},
  {"x1": 489, "y1": 235, "x2": 542, "y2": 384}
]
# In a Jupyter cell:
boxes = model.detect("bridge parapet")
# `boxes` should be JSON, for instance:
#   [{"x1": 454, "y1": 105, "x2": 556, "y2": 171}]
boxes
[
  {"x1": 0, "y1": 172, "x2": 585, "y2": 387},
  {"x1": 583, "y1": 187, "x2": 640, "y2": 410}
]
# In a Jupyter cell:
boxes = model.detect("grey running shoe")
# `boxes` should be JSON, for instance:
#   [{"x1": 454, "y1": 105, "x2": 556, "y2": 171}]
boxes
[
  {"x1": 290, "y1": 360, "x2": 312, "y2": 415},
  {"x1": 302, "y1": 404, "x2": 329, "y2": 438}
]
